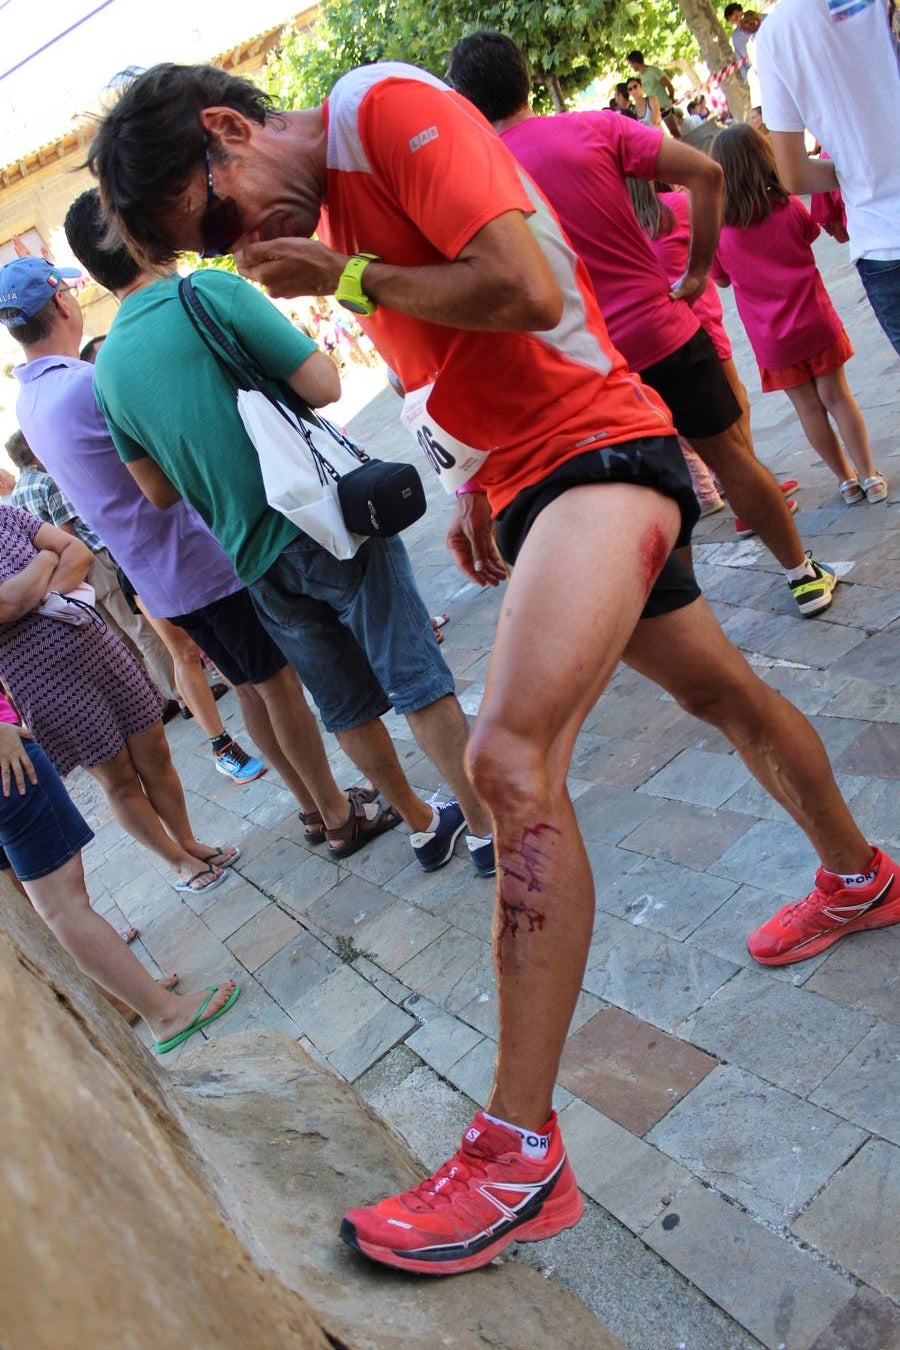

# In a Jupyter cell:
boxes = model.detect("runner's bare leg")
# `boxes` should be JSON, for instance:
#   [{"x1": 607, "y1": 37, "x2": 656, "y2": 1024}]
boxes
[
  {"x1": 467, "y1": 482, "x2": 681, "y2": 1131},
  {"x1": 622, "y1": 597, "x2": 871, "y2": 870}
]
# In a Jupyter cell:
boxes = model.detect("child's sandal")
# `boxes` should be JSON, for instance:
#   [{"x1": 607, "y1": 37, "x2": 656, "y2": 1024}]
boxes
[
  {"x1": 840, "y1": 478, "x2": 864, "y2": 504},
  {"x1": 860, "y1": 473, "x2": 888, "y2": 504}
]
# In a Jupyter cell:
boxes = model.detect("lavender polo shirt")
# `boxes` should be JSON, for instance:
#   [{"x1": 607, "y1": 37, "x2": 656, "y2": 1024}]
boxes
[{"x1": 14, "y1": 355, "x2": 242, "y2": 619}]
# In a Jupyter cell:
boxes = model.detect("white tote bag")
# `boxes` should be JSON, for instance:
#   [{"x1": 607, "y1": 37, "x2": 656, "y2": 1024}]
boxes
[{"x1": 236, "y1": 391, "x2": 366, "y2": 561}]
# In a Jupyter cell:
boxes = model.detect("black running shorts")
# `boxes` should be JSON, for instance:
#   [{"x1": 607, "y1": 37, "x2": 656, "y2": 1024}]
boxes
[
  {"x1": 640, "y1": 328, "x2": 741, "y2": 441},
  {"x1": 169, "y1": 587, "x2": 287, "y2": 687},
  {"x1": 494, "y1": 434, "x2": 702, "y2": 620}
]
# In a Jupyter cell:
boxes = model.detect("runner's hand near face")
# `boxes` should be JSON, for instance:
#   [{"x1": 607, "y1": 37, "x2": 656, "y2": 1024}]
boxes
[{"x1": 236, "y1": 238, "x2": 348, "y2": 299}]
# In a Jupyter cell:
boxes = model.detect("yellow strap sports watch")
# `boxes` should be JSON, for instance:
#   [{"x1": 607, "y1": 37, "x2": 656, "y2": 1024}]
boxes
[{"x1": 335, "y1": 252, "x2": 380, "y2": 316}]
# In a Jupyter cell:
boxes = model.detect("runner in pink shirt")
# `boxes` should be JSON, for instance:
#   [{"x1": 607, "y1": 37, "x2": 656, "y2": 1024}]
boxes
[
  {"x1": 448, "y1": 31, "x2": 837, "y2": 617},
  {"x1": 711, "y1": 124, "x2": 886, "y2": 506}
]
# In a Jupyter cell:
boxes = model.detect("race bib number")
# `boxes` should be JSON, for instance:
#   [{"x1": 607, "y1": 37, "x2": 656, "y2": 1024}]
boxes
[{"x1": 401, "y1": 384, "x2": 490, "y2": 494}]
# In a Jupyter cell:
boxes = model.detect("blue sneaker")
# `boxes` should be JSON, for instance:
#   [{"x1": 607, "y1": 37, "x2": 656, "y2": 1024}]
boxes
[
  {"x1": 410, "y1": 800, "x2": 466, "y2": 872},
  {"x1": 466, "y1": 833, "x2": 496, "y2": 877},
  {"x1": 214, "y1": 740, "x2": 268, "y2": 785}
]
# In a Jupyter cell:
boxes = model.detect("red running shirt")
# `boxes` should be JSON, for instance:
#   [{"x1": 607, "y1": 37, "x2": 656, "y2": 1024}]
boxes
[{"x1": 318, "y1": 65, "x2": 674, "y2": 515}]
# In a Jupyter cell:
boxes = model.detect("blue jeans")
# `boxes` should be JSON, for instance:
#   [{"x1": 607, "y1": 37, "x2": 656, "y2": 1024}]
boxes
[
  {"x1": 0, "y1": 741, "x2": 93, "y2": 881},
  {"x1": 249, "y1": 534, "x2": 455, "y2": 732},
  {"x1": 856, "y1": 258, "x2": 900, "y2": 357}
]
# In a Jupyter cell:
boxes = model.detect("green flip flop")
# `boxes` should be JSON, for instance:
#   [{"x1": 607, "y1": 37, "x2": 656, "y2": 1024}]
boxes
[{"x1": 154, "y1": 983, "x2": 241, "y2": 1054}]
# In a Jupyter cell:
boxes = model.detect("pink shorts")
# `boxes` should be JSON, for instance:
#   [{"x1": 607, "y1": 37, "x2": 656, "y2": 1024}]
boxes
[{"x1": 760, "y1": 329, "x2": 854, "y2": 392}]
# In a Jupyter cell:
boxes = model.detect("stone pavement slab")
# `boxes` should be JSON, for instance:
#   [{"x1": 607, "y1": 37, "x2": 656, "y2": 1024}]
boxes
[
  {"x1": 804, "y1": 927, "x2": 900, "y2": 1023},
  {"x1": 598, "y1": 856, "x2": 740, "y2": 940},
  {"x1": 558, "y1": 1098, "x2": 692, "y2": 1232},
  {"x1": 648, "y1": 1065, "x2": 867, "y2": 1226},
  {"x1": 808, "y1": 1288, "x2": 900, "y2": 1350},
  {"x1": 226, "y1": 903, "x2": 303, "y2": 973},
  {"x1": 793, "y1": 1141, "x2": 900, "y2": 1303},
  {"x1": 637, "y1": 747, "x2": 752, "y2": 807},
  {"x1": 558, "y1": 1007, "x2": 715, "y2": 1134},
  {"x1": 643, "y1": 1180, "x2": 855, "y2": 1350},
  {"x1": 350, "y1": 899, "x2": 450, "y2": 972},
  {"x1": 203, "y1": 878, "x2": 270, "y2": 940},
  {"x1": 708, "y1": 818, "x2": 820, "y2": 896},
  {"x1": 584, "y1": 914, "x2": 737, "y2": 1031},
  {"x1": 834, "y1": 721, "x2": 900, "y2": 778},
  {"x1": 619, "y1": 798, "x2": 758, "y2": 870},
  {"x1": 253, "y1": 929, "x2": 342, "y2": 1008},
  {"x1": 810, "y1": 1019, "x2": 900, "y2": 1142},
  {"x1": 679, "y1": 967, "x2": 874, "y2": 1095}
]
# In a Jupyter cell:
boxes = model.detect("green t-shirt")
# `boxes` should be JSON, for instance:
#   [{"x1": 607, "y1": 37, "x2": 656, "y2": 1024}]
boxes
[
  {"x1": 637, "y1": 66, "x2": 670, "y2": 107},
  {"x1": 94, "y1": 269, "x2": 318, "y2": 585}
]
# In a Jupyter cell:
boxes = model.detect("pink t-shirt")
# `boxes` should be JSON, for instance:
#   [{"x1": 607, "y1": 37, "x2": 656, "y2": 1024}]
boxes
[
  {"x1": 501, "y1": 112, "x2": 700, "y2": 372},
  {"x1": 712, "y1": 196, "x2": 844, "y2": 370},
  {"x1": 0, "y1": 692, "x2": 20, "y2": 725},
  {"x1": 651, "y1": 192, "x2": 733, "y2": 362}
]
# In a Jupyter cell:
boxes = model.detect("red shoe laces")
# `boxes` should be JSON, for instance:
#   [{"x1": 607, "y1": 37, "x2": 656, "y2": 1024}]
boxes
[{"x1": 410, "y1": 1136, "x2": 492, "y2": 1210}]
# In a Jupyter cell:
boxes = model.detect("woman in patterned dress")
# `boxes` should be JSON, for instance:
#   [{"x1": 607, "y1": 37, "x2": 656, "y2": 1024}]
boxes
[{"x1": 0, "y1": 506, "x2": 237, "y2": 892}]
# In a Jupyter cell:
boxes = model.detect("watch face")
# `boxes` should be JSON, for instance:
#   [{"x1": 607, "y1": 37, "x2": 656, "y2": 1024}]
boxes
[{"x1": 337, "y1": 295, "x2": 369, "y2": 315}]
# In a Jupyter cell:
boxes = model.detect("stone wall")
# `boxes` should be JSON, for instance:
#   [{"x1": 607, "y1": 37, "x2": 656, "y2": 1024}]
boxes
[{"x1": 0, "y1": 877, "x2": 344, "y2": 1350}]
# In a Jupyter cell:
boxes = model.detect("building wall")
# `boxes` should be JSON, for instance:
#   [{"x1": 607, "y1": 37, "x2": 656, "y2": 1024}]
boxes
[{"x1": 0, "y1": 140, "x2": 123, "y2": 450}]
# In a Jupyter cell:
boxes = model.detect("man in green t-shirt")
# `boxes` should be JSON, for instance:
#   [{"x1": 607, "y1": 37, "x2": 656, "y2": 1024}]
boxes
[
  {"x1": 626, "y1": 50, "x2": 678, "y2": 134},
  {"x1": 81, "y1": 213, "x2": 494, "y2": 879}
]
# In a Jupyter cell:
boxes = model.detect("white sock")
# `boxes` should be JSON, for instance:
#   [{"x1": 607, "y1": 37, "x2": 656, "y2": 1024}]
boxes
[
  {"x1": 784, "y1": 558, "x2": 816, "y2": 582},
  {"x1": 825, "y1": 863, "x2": 877, "y2": 888},
  {"x1": 425, "y1": 805, "x2": 441, "y2": 834},
  {"x1": 466, "y1": 832, "x2": 492, "y2": 850},
  {"x1": 483, "y1": 1111, "x2": 551, "y2": 1160}
]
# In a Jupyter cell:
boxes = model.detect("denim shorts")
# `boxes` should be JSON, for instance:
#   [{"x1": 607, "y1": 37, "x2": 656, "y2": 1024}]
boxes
[
  {"x1": 0, "y1": 741, "x2": 93, "y2": 881},
  {"x1": 249, "y1": 534, "x2": 455, "y2": 732}
]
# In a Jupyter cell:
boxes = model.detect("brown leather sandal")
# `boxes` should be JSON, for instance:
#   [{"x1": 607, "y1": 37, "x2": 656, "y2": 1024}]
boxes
[
  {"x1": 299, "y1": 809, "x2": 326, "y2": 845},
  {"x1": 301, "y1": 784, "x2": 380, "y2": 846},
  {"x1": 326, "y1": 797, "x2": 402, "y2": 860}
]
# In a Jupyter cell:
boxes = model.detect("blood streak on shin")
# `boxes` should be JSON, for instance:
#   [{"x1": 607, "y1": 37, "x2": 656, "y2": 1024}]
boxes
[
  {"x1": 498, "y1": 897, "x2": 546, "y2": 943},
  {"x1": 496, "y1": 823, "x2": 559, "y2": 949},
  {"x1": 641, "y1": 522, "x2": 672, "y2": 598}
]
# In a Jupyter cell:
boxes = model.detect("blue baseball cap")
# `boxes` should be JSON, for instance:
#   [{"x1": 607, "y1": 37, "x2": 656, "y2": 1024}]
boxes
[{"x1": 0, "y1": 256, "x2": 82, "y2": 327}]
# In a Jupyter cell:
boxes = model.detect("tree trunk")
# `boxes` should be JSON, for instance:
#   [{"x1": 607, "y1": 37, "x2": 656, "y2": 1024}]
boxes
[
  {"x1": 545, "y1": 71, "x2": 566, "y2": 112},
  {"x1": 674, "y1": 0, "x2": 751, "y2": 121}
]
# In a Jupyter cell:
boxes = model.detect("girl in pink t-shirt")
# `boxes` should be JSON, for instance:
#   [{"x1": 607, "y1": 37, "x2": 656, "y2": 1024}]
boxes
[
  {"x1": 627, "y1": 176, "x2": 801, "y2": 526},
  {"x1": 710, "y1": 124, "x2": 885, "y2": 506}
]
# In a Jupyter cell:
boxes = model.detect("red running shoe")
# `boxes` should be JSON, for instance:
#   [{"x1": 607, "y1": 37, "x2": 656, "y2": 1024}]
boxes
[
  {"x1": 340, "y1": 1110, "x2": 583, "y2": 1275},
  {"x1": 747, "y1": 846, "x2": 900, "y2": 965}
]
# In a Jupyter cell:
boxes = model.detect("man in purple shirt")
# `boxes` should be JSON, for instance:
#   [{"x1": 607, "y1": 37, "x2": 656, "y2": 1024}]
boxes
[{"x1": 6, "y1": 254, "x2": 390, "y2": 853}]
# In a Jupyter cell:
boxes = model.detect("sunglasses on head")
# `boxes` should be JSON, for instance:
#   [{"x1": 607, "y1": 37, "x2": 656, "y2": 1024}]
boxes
[{"x1": 199, "y1": 147, "x2": 243, "y2": 258}]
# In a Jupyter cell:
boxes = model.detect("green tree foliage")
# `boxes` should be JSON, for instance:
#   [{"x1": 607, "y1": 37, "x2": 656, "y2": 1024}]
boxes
[{"x1": 264, "y1": 0, "x2": 699, "y2": 114}]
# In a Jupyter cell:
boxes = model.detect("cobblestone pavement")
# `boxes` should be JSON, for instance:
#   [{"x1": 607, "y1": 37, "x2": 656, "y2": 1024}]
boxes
[{"x1": 71, "y1": 231, "x2": 899, "y2": 1350}]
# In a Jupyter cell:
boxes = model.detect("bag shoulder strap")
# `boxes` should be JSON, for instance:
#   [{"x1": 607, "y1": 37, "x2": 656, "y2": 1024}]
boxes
[
  {"x1": 178, "y1": 275, "x2": 266, "y2": 392},
  {"x1": 177, "y1": 274, "x2": 369, "y2": 466}
]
